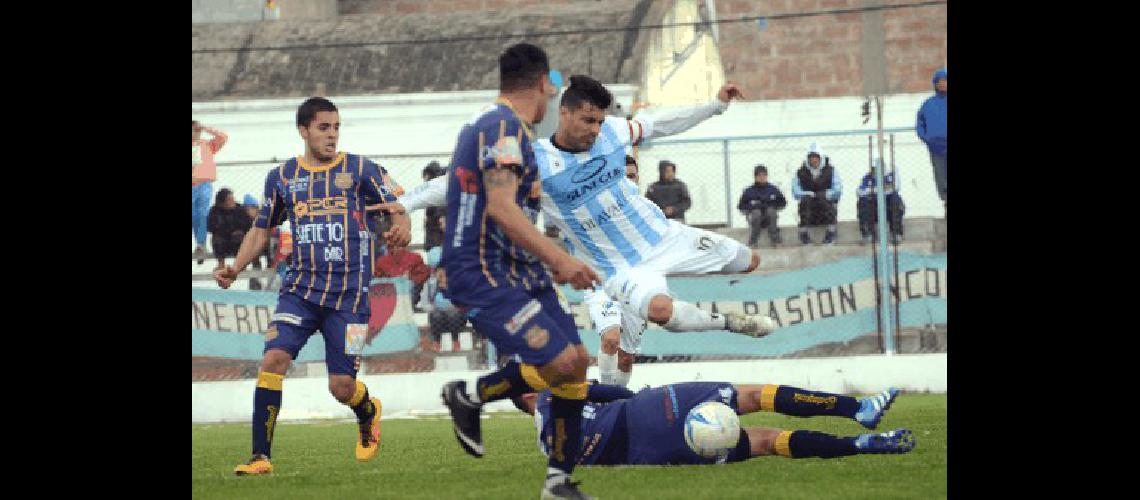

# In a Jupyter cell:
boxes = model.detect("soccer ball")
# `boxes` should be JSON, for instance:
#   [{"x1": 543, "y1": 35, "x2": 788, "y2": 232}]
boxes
[{"x1": 683, "y1": 401, "x2": 741, "y2": 458}]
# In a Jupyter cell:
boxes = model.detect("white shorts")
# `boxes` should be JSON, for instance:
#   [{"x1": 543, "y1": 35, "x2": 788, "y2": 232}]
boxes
[
  {"x1": 584, "y1": 289, "x2": 647, "y2": 354},
  {"x1": 602, "y1": 220, "x2": 749, "y2": 320}
]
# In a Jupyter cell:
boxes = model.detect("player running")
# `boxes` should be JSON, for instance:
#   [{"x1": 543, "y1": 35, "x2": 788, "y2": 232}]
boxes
[
  {"x1": 214, "y1": 97, "x2": 411, "y2": 475},
  {"x1": 434, "y1": 43, "x2": 600, "y2": 500},
  {"x1": 517, "y1": 382, "x2": 911, "y2": 466}
]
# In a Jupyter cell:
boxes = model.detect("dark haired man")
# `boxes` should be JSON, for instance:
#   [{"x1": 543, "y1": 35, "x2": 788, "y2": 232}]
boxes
[
  {"x1": 791, "y1": 143, "x2": 843, "y2": 245},
  {"x1": 417, "y1": 43, "x2": 600, "y2": 500},
  {"x1": 215, "y1": 96, "x2": 411, "y2": 476},
  {"x1": 737, "y1": 164, "x2": 787, "y2": 247},
  {"x1": 646, "y1": 160, "x2": 691, "y2": 222}
]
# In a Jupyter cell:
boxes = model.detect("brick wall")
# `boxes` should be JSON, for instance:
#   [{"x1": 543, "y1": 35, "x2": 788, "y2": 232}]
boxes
[
  {"x1": 339, "y1": 0, "x2": 550, "y2": 16},
  {"x1": 714, "y1": 0, "x2": 946, "y2": 99}
]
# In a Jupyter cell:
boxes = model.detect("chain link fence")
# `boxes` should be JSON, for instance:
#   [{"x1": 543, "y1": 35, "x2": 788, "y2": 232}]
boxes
[{"x1": 192, "y1": 129, "x2": 946, "y2": 383}]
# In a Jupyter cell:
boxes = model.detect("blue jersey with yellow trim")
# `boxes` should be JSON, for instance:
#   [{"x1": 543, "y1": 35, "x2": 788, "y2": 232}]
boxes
[
  {"x1": 256, "y1": 152, "x2": 397, "y2": 313},
  {"x1": 441, "y1": 101, "x2": 550, "y2": 307},
  {"x1": 534, "y1": 391, "x2": 623, "y2": 466}
]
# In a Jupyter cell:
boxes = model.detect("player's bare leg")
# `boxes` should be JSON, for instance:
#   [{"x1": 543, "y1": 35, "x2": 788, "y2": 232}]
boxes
[
  {"x1": 596, "y1": 327, "x2": 628, "y2": 385},
  {"x1": 645, "y1": 294, "x2": 773, "y2": 337},
  {"x1": 329, "y1": 373, "x2": 383, "y2": 461},
  {"x1": 743, "y1": 426, "x2": 915, "y2": 459},
  {"x1": 616, "y1": 349, "x2": 634, "y2": 386},
  {"x1": 234, "y1": 348, "x2": 290, "y2": 475}
]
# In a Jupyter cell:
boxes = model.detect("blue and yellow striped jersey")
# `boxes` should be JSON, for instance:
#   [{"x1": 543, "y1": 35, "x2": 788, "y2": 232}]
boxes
[
  {"x1": 441, "y1": 100, "x2": 551, "y2": 307},
  {"x1": 256, "y1": 152, "x2": 397, "y2": 313}
]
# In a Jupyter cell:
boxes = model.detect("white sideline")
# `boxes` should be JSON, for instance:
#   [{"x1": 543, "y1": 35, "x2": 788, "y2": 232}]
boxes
[{"x1": 191, "y1": 353, "x2": 946, "y2": 423}]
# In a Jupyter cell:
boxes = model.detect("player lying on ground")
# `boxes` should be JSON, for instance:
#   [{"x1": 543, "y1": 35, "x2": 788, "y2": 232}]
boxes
[
  {"x1": 514, "y1": 382, "x2": 912, "y2": 466},
  {"x1": 378, "y1": 76, "x2": 776, "y2": 388},
  {"x1": 214, "y1": 97, "x2": 411, "y2": 476}
]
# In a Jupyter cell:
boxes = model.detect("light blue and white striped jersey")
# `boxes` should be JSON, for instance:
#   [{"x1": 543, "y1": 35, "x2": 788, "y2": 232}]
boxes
[{"x1": 534, "y1": 116, "x2": 675, "y2": 278}]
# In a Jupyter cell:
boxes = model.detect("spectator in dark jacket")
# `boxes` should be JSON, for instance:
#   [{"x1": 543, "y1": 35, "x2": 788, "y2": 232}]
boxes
[
  {"x1": 737, "y1": 164, "x2": 787, "y2": 247},
  {"x1": 646, "y1": 160, "x2": 691, "y2": 222},
  {"x1": 791, "y1": 143, "x2": 843, "y2": 245},
  {"x1": 856, "y1": 159, "x2": 906, "y2": 245},
  {"x1": 917, "y1": 68, "x2": 947, "y2": 204},
  {"x1": 206, "y1": 188, "x2": 253, "y2": 270},
  {"x1": 421, "y1": 161, "x2": 448, "y2": 251}
]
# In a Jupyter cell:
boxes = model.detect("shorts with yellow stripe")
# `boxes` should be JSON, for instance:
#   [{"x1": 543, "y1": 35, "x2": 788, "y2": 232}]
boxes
[
  {"x1": 264, "y1": 291, "x2": 370, "y2": 376},
  {"x1": 465, "y1": 287, "x2": 581, "y2": 367}
]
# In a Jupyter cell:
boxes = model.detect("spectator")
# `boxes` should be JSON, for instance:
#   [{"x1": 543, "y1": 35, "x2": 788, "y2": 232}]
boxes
[
  {"x1": 192, "y1": 120, "x2": 227, "y2": 264},
  {"x1": 856, "y1": 160, "x2": 906, "y2": 245},
  {"x1": 625, "y1": 155, "x2": 639, "y2": 184},
  {"x1": 737, "y1": 164, "x2": 787, "y2": 247},
  {"x1": 917, "y1": 68, "x2": 947, "y2": 206},
  {"x1": 206, "y1": 188, "x2": 252, "y2": 271},
  {"x1": 645, "y1": 160, "x2": 691, "y2": 222},
  {"x1": 791, "y1": 143, "x2": 843, "y2": 245},
  {"x1": 421, "y1": 161, "x2": 448, "y2": 252},
  {"x1": 421, "y1": 247, "x2": 470, "y2": 351}
]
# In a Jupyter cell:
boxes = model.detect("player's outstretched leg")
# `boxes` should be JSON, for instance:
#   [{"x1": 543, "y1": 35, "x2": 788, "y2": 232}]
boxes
[
  {"x1": 745, "y1": 427, "x2": 915, "y2": 459},
  {"x1": 736, "y1": 384, "x2": 900, "y2": 429}
]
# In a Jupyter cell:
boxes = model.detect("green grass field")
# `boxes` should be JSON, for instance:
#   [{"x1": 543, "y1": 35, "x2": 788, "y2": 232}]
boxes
[{"x1": 193, "y1": 393, "x2": 946, "y2": 499}]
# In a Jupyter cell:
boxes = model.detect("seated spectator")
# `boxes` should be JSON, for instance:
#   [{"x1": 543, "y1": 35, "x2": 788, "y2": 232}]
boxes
[
  {"x1": 737, "y1": 164, "x2": 787, "y2": 247},
  {"x1": 206, "y1": 188, "x2": 252, "y2": 271},
  {"x1": 421, "y1": 161, "x2": 448, "y2": 252},
  {"x1": 856, "y1": 160, "x2": 906, "y2": 245},
  {"x1": 646, "y1": 160, "x2": 691, "y2": 222},
  {"x1": 791, "y1": 143, "x2": 843, "y2": 245}
]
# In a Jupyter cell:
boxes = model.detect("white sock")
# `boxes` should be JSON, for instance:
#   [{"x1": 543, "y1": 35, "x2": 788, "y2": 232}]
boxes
[
  {"x1": 663, "y1": 300, "x2": 728, "y2": 332},
  {"x1": 614, "y1": 369, "x2": 631, "y2": 387},
  {"x1": 546, "y1": 467, "x2": 569, "y2": 487},
  {"x1": 466, "y1": 378, "x2": 482, "y2": 404},
  {"x1": 597, "y1": 351, "x2": 619, "y2": 385}
]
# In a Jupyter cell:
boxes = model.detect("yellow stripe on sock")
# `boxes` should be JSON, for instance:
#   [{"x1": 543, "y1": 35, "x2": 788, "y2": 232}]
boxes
[
  {"x1": 550, "y1": 381, "x2": 588, "y2": 400},
  {"x1": 347, "y1": 379, "x2": 368, "y2": 406},
  {"x1": 519, "y1": 364, "x2": 549, "y2": 391},
  {"x1": 760, "y1": 384, "x2": 779, "y2": 412},
  {"x1": 774, "y1": 430, "x2": 794, "y2": 458},
  {"x1": 257, "y1": 371, "x2": 284, "y2": 391}
]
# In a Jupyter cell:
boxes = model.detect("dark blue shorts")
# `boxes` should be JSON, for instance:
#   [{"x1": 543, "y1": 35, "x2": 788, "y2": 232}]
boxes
[
  {"x1": 624, "y1": 382, "x2": 751, "y2": 465},
  {"x1": 466, "y1": 286, "x2": 581, "y2": 366},
  {"x1": 264, "y1": 292, "x2": 370, "y2": 376}
]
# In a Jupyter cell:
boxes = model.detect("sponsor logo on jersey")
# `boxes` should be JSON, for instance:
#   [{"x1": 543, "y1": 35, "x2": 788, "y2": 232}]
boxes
[
  {"x1": 506, "y1": 299, "x2": 543, "y2": 334},
  {"x1": 334, "y1": 172, "x2": 353, "y2": 190},
  {"x1": 294, "y1": 196, "x2": 348, "y2": 218},
  {"x1": 696, "y1": 236, "x2": 714, "y2": 251},
  {"x1": 570, "y1": 157, "x2": 608, "y2": 183},
  {"x1": 289, "y1": 177, "x2": 310, "y2": 193},
  {"x1": 562, "y1": 166, "x2": 624, "y2": 204}
]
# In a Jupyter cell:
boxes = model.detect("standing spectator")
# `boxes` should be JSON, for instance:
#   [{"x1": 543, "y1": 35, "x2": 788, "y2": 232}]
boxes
[
  {"x1": 192, "y1": 120, "x2": 227, "y2": 264},
  {"x1": 421, "y1": 161, "x2": 447, "y2": 252},
  {"x1": 206, "y1": 188, "x2": 252, "y2": 271},
  {"x1": 856, "y1": 160, "x2": 906, "y2": 245},
  {"x1": 917, "y1": 68, "x2": 947, "y2": 206},
  {"x1": 737, "y1": 164, "x2": 787, "y2": 247},
  {"x1": 645, "y1": 160, "x2": 691, "y2": 222},
  {"x1": 791, "y1": 143, "x2": 843, "y2": 245}
]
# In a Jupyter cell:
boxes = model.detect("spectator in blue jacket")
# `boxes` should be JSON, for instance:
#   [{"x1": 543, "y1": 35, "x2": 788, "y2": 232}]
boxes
[
  {"x1": 856, "y1": 159, "x2": 905, "y2": 245},
  {"x1": 791, "y1": 143, "x2": 842, "y2": 245},
  {"x1": 737, "y1": 164, "x2": 787, "y2": 247},
  {"x1": 917, "y1": 68, "x2": 947, "y2": 204}
]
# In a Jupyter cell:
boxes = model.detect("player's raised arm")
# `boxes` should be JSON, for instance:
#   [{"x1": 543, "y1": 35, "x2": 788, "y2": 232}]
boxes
[{"x1": 631, "y1": 83, "x2": 746, "y2": 143}]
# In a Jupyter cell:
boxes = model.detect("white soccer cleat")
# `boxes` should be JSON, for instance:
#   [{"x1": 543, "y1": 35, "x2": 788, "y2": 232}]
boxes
[{"x1": 724, "y1": 313, "x2": 777, "y2": 338}]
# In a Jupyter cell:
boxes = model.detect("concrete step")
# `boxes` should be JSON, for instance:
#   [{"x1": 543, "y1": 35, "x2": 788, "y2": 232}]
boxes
[
  {"x1": 752, "y1": 241, "x2": 935, "y2": 275},
  {"x1": 715, "y1": 216, "x2": 945, "y2": 246}
]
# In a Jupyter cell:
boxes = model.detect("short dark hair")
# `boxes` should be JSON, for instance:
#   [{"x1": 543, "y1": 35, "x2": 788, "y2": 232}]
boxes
[
  {"x1": 296, "y1": 97, "x2": 338, "y2": 127},
  {"x1": 560, "y1": 75, "x2": 613, "y2": 111},
  {"x1": 214, "y1": 187, "x2": 233, "y2": 206},
  {"x1": 625, "y1": 155, "x2": 637, "y2": 166},
  {"x1": 754, "y1": 164, "x2": 767, "y2": 175},
  {"x1": 192, "y1": 120, "x2": 199, "y2": 128},
  {"x1": 499, "y1": 43, "x2": 549, "y2": 92}
]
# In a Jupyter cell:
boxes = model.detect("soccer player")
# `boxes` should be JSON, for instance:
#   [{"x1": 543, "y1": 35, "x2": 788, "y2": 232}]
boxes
[
  {"x1": 432, "y1": 43, "x2": 601, "y2": 500},
  {"x1": 516, "y1": 383, "x2": 911, "y2": 466},
  {"x1": 213, "y1": 97, "x2": 411, "y2": 475}
]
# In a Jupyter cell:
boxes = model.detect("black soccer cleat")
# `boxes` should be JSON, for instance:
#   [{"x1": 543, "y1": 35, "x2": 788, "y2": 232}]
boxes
[
  {"x1": 541, "y1": 476, "x2": 594, "y2": 500},
  {"x1": 441, "y1": 380, "x2": 484, "y2": 457}
]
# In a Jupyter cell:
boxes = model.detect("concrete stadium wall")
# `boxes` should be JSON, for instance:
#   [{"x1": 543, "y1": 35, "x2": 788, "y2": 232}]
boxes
[{"x1": 192, "y1": 353, "x2": 946, "y2": 422}]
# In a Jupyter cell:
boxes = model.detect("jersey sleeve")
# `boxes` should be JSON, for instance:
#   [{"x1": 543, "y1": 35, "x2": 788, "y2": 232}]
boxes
[
  {"x1": 603, "y1": 116, "x2": 646, "y2": 148},
  {"x1": 399, "y1": 174, "x2": 449, "y2": 212},
  {"x1": 478, "y1": 118, "x2": 527, "y2": 178},
  {"x1": 360, "y1": 158, "x2": 399, "y2": 205},
  {"x1": 255, "y1": 167, "x2": 288, "y2": 229}
]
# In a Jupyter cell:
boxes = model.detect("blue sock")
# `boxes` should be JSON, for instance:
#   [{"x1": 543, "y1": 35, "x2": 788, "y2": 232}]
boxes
[
  {"x1": 475, "y1": 361, "x2": 544, "y2": 403},
  {"x1": 761, "y1": 384, "x2": 859, "y2": 418},
  {"x1": 587, "y1": 382, "x2": 634, "y2": 402},
  {"x1": 252, "y1": 371, "x2": 284, "y2": 458},
  {"x1": 775, "y1": 430, "x2": 858, "y2": 458},
  {"x1": 547, "y1": 396, "x2": 585, "y2": 475}
]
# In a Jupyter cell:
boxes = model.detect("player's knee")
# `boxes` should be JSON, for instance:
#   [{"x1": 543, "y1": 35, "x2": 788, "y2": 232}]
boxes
[
  {"x1": 617, "y1": 350, "x2": 634, "y2": 372},
  {"x1": 261, "y1": 349, "x2": 291, "y2": 374},
  {"x1": 647, "y1": 295, "x2": 673, "y2": 325},
  {"x1": 327, "y1": 376, "x2": 356, "y2": 402},
  {"x1": 747, "y1": 251, "x2": 760, "y2": 273},
  {"x1": 601, "y1": 330, "x2": 620, "y2": 355}
]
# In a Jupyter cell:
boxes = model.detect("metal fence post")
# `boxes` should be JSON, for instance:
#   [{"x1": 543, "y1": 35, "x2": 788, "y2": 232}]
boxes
[
  {"x1": 723, "y1": 139, "x2": 732, "y2": 227},
  {"x1": 873, "y1": 97, "x2": 895, "y2": 355}
]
